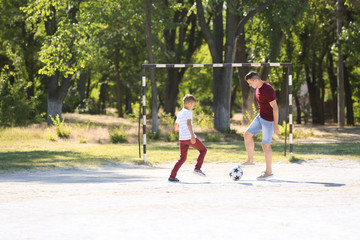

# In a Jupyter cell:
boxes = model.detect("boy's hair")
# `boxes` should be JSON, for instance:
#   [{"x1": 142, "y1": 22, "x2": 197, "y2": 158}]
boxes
[
  {"x1": 245, "y1": 71, "x2": 260, "y2": 81},
  {"x1": 183, "y1": 94, "x2": 196, "y2": 105}
]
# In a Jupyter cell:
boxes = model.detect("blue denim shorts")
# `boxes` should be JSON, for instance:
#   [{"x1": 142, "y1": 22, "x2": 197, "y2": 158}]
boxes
[{"x1": 246, "y1": 115, "x2": 274, "y2": 144}]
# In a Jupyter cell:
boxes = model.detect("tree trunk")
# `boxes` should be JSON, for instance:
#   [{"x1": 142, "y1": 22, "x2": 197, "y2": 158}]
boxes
[
  {"x1": 145, "y1": 0, "x2": 158, "y2": 132},
  {"x1": 235, "y1": 32, "x2": 253, "y2": 124},
  {"x1": 125, "y1": 88, "x2": 132, "y2": 114},
  {"x1": 337, "y1": 0, "x2": 345, "y2": 127},
  {"x1": 164, "y1": 68, "x2": 181, "y2": 115},
  {"x1": 47, "y1": 73, "x2": 71, "y2": 124},
  {"x1": 99, "y1": 74, "x2": 107, "y2": 114},
  {"x1": 78, "y1": 72, "x2": 87, "y2": 108},
  {"x1": 114, "y1": 44, "x2": 123, "y2": 117},
  {"x1": 278, "y1": 66, "x2": 289, "y2": 125},
  {"x1": 327, "y1": 50, "x2": 338, "y2": 123},
  {"x1": 295, "y1": 95, "x2": 302, "y2": 124},
  {"x1": 344, "y1": 61, "x2": 354, "y2": 125},
  {"x1": 305, "y1": 65, "x2": 321, "y2": 124},
  {"x1": 196, "y1": 0, "x2": 271, "y2": 131},
  {"x1": 162, "y1": 2, "x2": 202, "y2": 117}
]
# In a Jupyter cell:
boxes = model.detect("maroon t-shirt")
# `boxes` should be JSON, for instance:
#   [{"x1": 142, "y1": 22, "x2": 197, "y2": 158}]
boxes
[{"x1": 256, "y1": 81, "x2": 276, "y2": 121}]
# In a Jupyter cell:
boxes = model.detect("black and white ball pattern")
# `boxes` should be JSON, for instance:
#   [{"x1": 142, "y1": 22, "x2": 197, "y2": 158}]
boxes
[{"x1": 229, "y1": 166, "x2": 243, "y2": 181}]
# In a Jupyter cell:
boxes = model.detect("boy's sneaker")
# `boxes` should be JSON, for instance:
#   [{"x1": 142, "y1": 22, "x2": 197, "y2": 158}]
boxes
[
  {"x1": 257, "y1": 171, "x2": 273, "y2": 180},
  {"x1": 193, "y1": 169, "x2": 206, "y2": 177},
  {"x1": 168, "y1": 177, "x2": 180, "y2": 182}
]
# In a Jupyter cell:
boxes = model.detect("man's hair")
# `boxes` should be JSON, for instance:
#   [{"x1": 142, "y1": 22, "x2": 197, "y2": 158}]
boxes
[
  {"x1": 183, "y1": 94, "x2": 196, "y2": 104},
  {"x1": 245, "y1": 71, "x2": 260, "y2": 81}
]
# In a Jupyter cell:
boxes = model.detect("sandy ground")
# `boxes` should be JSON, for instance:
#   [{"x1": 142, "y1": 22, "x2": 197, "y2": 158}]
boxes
[{"x1": 1, "y1": 160, "x2": 360, "y2": 240}]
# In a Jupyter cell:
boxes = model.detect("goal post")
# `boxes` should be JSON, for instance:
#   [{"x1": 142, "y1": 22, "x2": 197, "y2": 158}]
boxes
[{"x1": 140, "y1": 63, "x2": 293, "y2": 163}]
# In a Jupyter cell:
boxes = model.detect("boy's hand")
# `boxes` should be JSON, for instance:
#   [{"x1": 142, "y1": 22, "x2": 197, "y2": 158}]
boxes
[
  {"x1": 190, "y1": 137, "x2": 196, "y2": 144},
  {"x1": 274, "y1": 125, "x2": 280, "y2": 135}
]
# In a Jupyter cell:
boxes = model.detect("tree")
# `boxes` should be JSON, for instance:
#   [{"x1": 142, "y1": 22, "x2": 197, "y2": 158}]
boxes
[
  {"x1": 196, "y1": 0, "x2": 271, "y2": 131},
  {"x1": 157, "y1": 0, "x2": 203, "y2": 117},
  {"x1": 337, "y1": 0, "x2": 345, "y2": 127},
  {"x1": 144, "y1": 0, "x2": 158, "y2": 133}
]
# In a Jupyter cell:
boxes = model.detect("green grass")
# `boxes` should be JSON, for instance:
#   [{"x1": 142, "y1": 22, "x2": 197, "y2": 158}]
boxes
[
  {"x1": 1, "y1": 118, "x2": 359, "y2": 172},
  {"x1": 1, "y1": 140, "x2": 359, "y2": 172}
]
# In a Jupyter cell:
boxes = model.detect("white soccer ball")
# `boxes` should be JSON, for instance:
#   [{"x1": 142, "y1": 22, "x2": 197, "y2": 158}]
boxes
[{"x1": 229, "y1": 166, "x2": 243, "y2": 181}]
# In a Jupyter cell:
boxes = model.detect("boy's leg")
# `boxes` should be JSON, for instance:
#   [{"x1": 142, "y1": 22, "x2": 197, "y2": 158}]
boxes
[
  {"x1": 170, "y1": 140, "x2": 190, "y2": 179},
  {"x1": 190, "y1": 138, "x2": 207, "y2": 170}
]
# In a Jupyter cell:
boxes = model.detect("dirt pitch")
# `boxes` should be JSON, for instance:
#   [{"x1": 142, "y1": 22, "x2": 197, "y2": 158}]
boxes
[{"x1": 1, "y1": 159, "x2": 359, "y2": 240}]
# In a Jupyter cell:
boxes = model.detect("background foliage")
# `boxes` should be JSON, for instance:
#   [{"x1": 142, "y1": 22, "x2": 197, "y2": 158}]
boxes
[{"x1": 0, "y1": 0, "x2": 359, "y2": 127}]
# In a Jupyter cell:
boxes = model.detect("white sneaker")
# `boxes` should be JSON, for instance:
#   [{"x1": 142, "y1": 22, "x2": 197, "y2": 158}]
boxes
[{"x1": 193, "y1": 169, "x2": 206, "y2": 177}]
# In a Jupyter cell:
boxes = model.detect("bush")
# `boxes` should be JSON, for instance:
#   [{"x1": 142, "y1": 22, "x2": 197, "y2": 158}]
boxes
[
  {"x1": 109, "y1": 126, "x2": 128, "y2": 143},
  {"x1": 205, "y1": 132, "x2": 221, "y2": 142},
  {"x1": 193, "y1": 110, "x2": 213, "y2": 129},
  {"x1": 0, "y1": 66, "x2": 33, "y2": 126},
  {"x1": 165, "y1": 131, "x2": 179, "y2": 142},
  {"x1": 45, "y1": 128, "x2": 58, "y2": 141},
  {"x1": 148, "y1": 130, "x2": 161, "y2": 140},
  {"x1": 50, "y1": 115, "x2": 72, "y2": 138},
  {"x1": 161, "y1": 113, "x2": 179, "y2": 142}
]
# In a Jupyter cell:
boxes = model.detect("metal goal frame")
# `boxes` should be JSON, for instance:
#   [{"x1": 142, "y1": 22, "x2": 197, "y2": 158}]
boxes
[{"x1": 140, "y1": 63, "x2": 293, "y2": 162}]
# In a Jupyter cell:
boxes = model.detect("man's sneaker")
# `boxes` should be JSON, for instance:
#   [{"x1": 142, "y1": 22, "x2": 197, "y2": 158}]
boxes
[
  {"x1": 257, "y1": 171, "x2": 273, "y2": 180},
  {"x1": 168, "y1": 177, "x2": 180, "y2": 182},
  {"x1": 193, "y1": 169, "x2": 206, "y2": 177}
]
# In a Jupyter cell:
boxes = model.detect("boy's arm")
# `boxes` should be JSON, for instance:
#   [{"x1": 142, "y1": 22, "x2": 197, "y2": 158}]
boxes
[
  {"x1": 269, "y1": 100, "x2": 280, "y2": 134},
  {"x1": 187, "y1": 119, "x2": 196, "y2": 144},
  {"x1": 175, "y1": 122, "x2": 179, "y2": 132}
]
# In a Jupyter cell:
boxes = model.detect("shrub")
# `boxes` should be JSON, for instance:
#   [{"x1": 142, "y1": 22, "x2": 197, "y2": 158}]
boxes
[
  {"x1": 78, "y1": 136, "x2": 88, "y2": 143},
  {"x1": 161, "y1": 113, "x2": 179, "y2": 142},
  {"x1": 165, "y1": 131, "x2": 179, "y2": 142},
  {"x1": 243, "y1": 103, "x2": 258, "y2": 124},
  {"x1": 49, "y1": 115, "x2": 72, "y2": 138},
  {"x1": 0, "y1": 66, "x2": 32, "y2": 126},
  {"x1": 193, "y1": 110, "x2": 213, "y2": 129},
  {"x1": 205, "y1": 132, "x2": 221, "y2": 142},
  {"x1": 148, "y1": 130, "x2": 161, "y2": 140},
  {"x1": 109, "y1": 126, "x2": 128, "y2": 143},
  {"x1": 45, "y1": 128, "x2": 58, "y2": 141}
]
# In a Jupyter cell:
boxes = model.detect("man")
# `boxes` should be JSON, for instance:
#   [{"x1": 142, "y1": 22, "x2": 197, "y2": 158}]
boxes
[{"x1": 241, "y1": 71, "x2": 280, "y2": 180}]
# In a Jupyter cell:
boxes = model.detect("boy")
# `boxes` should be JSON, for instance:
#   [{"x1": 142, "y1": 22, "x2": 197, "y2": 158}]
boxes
[
  {"x1": 168, "y1": 94, "x2": 207, "y2": 182},
  {"x1": 241, "y1": 71, "x2": 280, "y2": 180}
]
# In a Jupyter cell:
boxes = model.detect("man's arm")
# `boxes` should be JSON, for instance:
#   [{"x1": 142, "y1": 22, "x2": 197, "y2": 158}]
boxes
[
  {"x1": 187, "y1": 119, "x2": 196, "y2": 144},
  {"x1": 175, "y1": 122, "x2": 179, "y2": 132},
  {"x1": 269, "y1": 100, "x2": 280, "y2": 134}
]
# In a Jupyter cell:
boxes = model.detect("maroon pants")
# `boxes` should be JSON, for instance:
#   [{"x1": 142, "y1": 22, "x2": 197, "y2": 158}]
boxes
[{"x1": 170, "y1": 138, "x2": 207, "y2": 179}]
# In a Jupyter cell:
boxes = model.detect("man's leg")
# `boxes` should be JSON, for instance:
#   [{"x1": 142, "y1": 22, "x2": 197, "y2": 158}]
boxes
[
  {"x1": 244, "y1": 131, "x2": 255, "y2": 163},
  {"x1": 262, "y1": 143, "x2": 272, "y2": 174},
  {"x1": 258, "y1": 116, "x2": 274, "y2": 179}
]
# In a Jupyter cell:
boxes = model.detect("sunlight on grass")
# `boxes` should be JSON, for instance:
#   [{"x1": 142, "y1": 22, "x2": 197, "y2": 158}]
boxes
[{"x1": 1, "y1": 115, "x2": 359, "y2": 172}]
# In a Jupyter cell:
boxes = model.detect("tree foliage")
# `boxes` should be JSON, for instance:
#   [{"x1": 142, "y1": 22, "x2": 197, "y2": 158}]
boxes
[{"x1": 0, "y1": 0, "x2": 359, "y2": 127}]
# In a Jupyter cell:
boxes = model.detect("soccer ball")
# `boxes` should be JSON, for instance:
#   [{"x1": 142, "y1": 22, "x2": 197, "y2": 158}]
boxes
[{"x1": 229, "y1": 166, "x2": 243, "y2": 181}]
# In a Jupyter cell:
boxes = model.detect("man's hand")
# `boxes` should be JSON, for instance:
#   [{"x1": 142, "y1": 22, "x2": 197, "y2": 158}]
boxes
[
  {"x1": 274, "y1": 125, "x2": 280, "y2": 135},
  {"x1": 190, "y1": 137, "x2": 196, "y2": 144}
]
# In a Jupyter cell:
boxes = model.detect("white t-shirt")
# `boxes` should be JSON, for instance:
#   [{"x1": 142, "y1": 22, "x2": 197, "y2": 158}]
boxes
[{"x1": 175, "y1": 108, "x2": 196, "y2": 140}]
